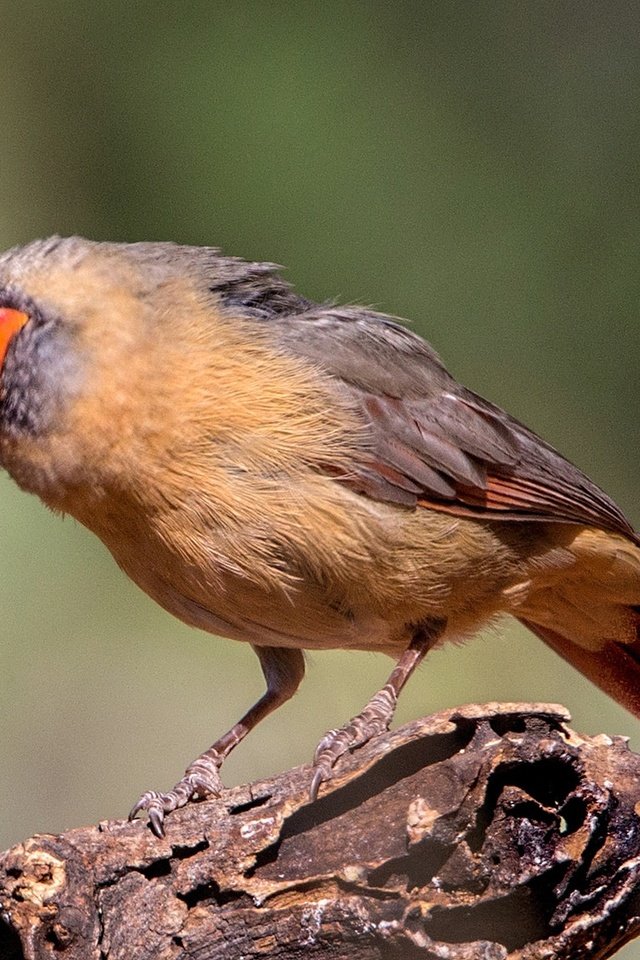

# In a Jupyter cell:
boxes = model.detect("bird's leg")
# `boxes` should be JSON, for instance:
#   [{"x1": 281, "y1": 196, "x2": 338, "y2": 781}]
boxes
[
  {"x1": 130, "y1": 645, "x2": 305, "y2": 837},
  {"x1": 310, "y1": 619, "x2": 445, "y2": 800}
]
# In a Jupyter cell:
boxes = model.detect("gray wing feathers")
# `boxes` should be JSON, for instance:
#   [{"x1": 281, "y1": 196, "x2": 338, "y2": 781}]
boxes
[{"x1": 270, "y1": 306, "x2": 636, "y2": 541}]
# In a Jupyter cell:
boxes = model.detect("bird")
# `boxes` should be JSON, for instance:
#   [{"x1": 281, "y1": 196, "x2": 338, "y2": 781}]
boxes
[{"x1": 0, "y1": 236, "x2": 638, "y2": 838}]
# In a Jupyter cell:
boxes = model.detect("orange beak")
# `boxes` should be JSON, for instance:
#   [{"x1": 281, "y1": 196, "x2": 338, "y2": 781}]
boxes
[{"x1": 0, "y1": 308, "x2": 28, "y2": 369}]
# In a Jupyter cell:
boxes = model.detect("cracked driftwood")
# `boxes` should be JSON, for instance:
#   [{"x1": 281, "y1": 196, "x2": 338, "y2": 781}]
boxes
[{"x1": 1, "y1": 703, "x2": 640, "y2": 960}]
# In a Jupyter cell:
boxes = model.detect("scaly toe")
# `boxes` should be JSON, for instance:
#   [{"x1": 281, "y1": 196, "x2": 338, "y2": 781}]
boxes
[
  {"x1": 129, "y1": 789, "x2": 177, "y2": 838},
  {"x1": 129, "y1": 763, "x2": 224, "y2": 836},
  {"x1": 310, "y1": 711, "x2": 391, "y2": 800}
]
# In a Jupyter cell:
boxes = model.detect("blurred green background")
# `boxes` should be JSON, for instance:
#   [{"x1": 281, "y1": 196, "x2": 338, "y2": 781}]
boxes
[{"x1": 0, "y1": 1, "x2": 639, "y2": 951}]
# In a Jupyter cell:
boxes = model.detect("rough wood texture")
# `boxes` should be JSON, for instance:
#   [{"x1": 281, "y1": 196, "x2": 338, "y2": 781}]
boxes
[{"x1": 1, "y1": 703, "x2": 640, "y2": 959}]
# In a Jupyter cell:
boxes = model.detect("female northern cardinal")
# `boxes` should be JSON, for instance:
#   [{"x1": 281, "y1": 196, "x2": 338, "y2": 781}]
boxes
[{"x1": 0, "y1": 236, "x2": 637, "y2": 836}]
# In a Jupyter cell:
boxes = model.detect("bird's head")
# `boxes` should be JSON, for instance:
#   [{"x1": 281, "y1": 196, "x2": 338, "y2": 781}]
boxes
[
  {"x1": 0, "y1": 238, "x2": 252, "y2": 505},
  {"x1": 0, "y1": 236, "x2": 321, "y2": 518}
]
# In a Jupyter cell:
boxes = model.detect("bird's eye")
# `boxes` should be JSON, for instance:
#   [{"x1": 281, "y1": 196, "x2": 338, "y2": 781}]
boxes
[{"x1": 0, "y1": 307, "x2": 29, "y2": 369}]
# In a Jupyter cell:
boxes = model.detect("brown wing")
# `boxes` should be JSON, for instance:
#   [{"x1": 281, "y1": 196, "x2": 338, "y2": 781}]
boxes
[{"x1": 270, "y1": 306, "x2": 637, "y2": 542}]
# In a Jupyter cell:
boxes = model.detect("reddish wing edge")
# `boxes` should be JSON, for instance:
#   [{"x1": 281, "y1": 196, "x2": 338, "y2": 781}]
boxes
[
  {"x1": 333, "y1": 388, "x2": 638, "y2": 545},
  {"x1": 272, "y1": 305, "x2": 636, "y2": 544}
]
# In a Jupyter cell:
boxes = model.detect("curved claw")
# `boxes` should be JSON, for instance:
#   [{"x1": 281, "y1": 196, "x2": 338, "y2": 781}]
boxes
[
  {"x1": 309, "y1": 709, "x2": 391, "y2": 801},
  {"x1": 129, "y1": 760, "x2": 224, "y2": 836},
  {"x1": 129, "y1": 797, "x2": 148, "y2": 821},
  {"x1": 148, "y1": 805, "x2": 166, "y2": 839},
  {"x1": 309, "y1": 765, "x2": 326, "y2": 803},
  {"x1": 129, "y1": 790, "x2": 165, "y2": 823},
  {"x1": 128, "y1": 787, "x2": 183, "y2": 838}
]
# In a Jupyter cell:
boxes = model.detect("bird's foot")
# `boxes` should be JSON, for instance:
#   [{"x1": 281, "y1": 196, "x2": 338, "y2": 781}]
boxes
[
  {"x1": 129, "y1": 753, "x2": 224, "y2": 838},
  {"x1": 310, "y1": 685, "x2": 397, "y2": 800}
]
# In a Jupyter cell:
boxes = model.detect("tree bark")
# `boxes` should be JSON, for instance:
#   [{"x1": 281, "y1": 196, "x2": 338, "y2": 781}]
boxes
[{"x1": 1, "y1": 702, "x2": 640, "y2": 959}]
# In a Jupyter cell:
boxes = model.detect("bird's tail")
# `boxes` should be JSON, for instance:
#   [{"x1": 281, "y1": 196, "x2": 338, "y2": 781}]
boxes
[
  {"x1": 518, "y1": 611, "x2": 640, "y2": 719},
  {"x1": 517, "y1": 527, "x2": 640, "y2": 718}
]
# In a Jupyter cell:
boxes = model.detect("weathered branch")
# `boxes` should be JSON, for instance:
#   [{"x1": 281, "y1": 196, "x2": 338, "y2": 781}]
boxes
[{"x1": 1, "y1": 703, "x2": 640, "y2": 959}]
